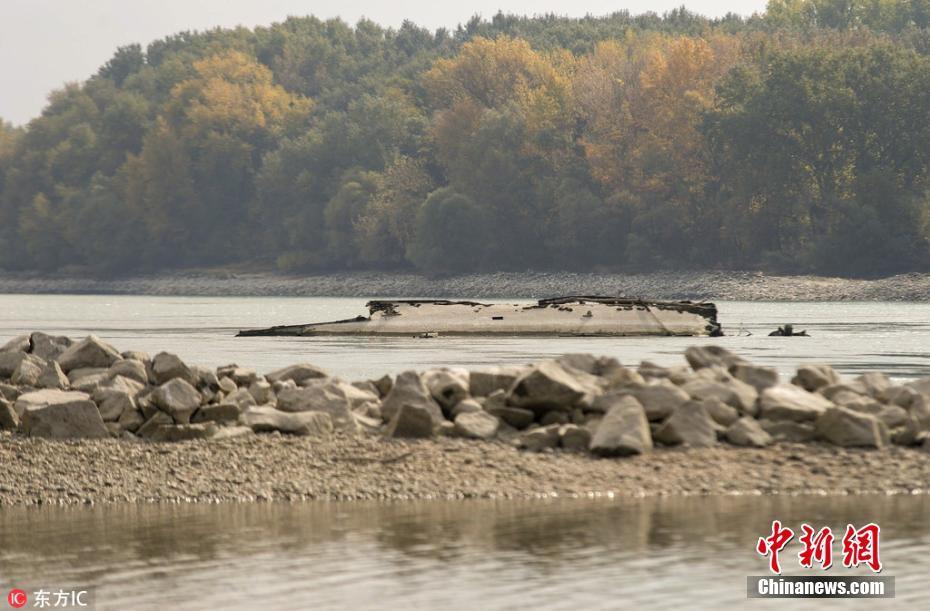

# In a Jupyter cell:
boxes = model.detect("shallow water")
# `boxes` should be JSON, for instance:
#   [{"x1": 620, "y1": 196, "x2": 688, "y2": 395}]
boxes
[
  {"x1": 2, "y1": 294, "x2": 930, "y2": 380},
  {"x1": 0, "y1": 495, "x2": 925, "y2": 610}
]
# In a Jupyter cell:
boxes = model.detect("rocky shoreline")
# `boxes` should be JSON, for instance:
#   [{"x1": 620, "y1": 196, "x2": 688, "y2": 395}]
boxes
[
  {"x1": 3, "y1": 332, "x2": 930, "y2": 506},
  {"x1": 2, "y1": 269, "x2": 930, "y2": 300}
]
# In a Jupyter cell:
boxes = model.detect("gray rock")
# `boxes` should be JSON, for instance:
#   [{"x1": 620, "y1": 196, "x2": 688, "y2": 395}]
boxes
[
  {"x1": 730, "y1": 363, "x2": 779, "y2": 391},
  {"x1": 0, "y1": 383, "x2": 19, "y2": 401},
  {"x1": 264, "y1": 363, "x2": 328, "y2": 385},
  {"x1": 890, "y1": 396, "x2": 930, "y2": 446},
  {"x1": 117, "y1": 407, "x2": 145, "y2": 432},
  {"x1": 247, "y1": 380, "x2": 274, "y2": 405},
  {"x1": 68, "y1": 367, "x2": 109, "y2": 393},
  {"x1": 792, "y1": 365, "x2": 841, "y2": 392},
  {"x1": 192, "y1": 403, "x2": 241, "y2": 424},
  {"x1": 758, "y1": 419, "x2": 817, "y2": 443},
  {"x1": 93, "y1": 388, "x2": 136, "y2": 422},
  {"x1": 108, "y1": 359, "x2": 149, "y2": 385},
  {"x1": 681, "y1": 375, "x2": 758, "y2": 416},
  {"x1": 29, "y1": 332, "x2": 72, "y2": 361},
  {"x1": 725, "y1": 417, "x2": 773, "y2": 447},
  {"x1": 242, "y1": 406, "x2": 334, "y2": 437},
  {"x1": 0, "y1": 350, "x2": 28, "y2": 378},
  {"x1": 18, "y1": 390, "x2": 108, "y2": 439},
  {"x1": 469, "y1": 366, "x2": 523, "y2": 397},
  {"x1": 147, "y1": 423, "x2": 218, "y2": 442},
  {"x1": 856, "y1": 372, "x2": 891, "y2": 398},
  {"x1": 225, "y1": 388, "x2": 258, "y2": 410},
  {"x1": 759, "y1": 384, "x2": 834, "y2": 422},
  {"x1": 372, "y1": 374, "x2": 393, "y2": 397},
  {"x1": 275, "y1": 379, "x2": 364, "y2": 433},
  {"x1": 540, "y1": 411, "x2": 569, "y2": 426},
  {"x1": 151, "y1": 352, "x2": 195, "y2": 385},
  {"x1": 0, "y1": 334, "x2": 30, "y2": 353},
  {"x1": 654, "y1": 400, "x2": 717, "y2": 447},
  {"x1": 136, "y1": 411, "x2": 174, "y2": 438},
  {"x1": 11, "y1": 353, "x2": 46, "y2": 386},
  {"x1": 559, "y1": 424, "x2": 592, "y2": 451},
  {"x1": 453, "y1": 411, "x2": 500, "y2": 439},
  {"x1": 385, "y1": 403, "x2": 436, "y2": 438},
  {"x1": 218, "y1": 377, "x2": 238, "y2": 394},
  {"x1": 703, "y1": 397, "x2": 740, "y2": 426},
  {"x1": 212, "y1": 426, "x2": 255, "y2": 441},
  {"x1": 589, "y1": 395, "x2": 653, "y2": 456},
  {"x1": 152, "y1": 378, "x2": 202, "y2": 424},
  {"x1": 380, "y1": 371, "x2": 445, "y2": 424},
  {"x1": 450, "y1": 398, "x2": 484, "y2": 418},
  {"x1": 815, "y1": 406, "x2": 887, "y2": 448},
  {"x1": 507, "y1": 360, "x2": 587, "y2": 414},
  {"x1": 600, "y1": 383, "x2": 689, "y2": 422},
  {"x1": 684, "y1": 346, "x2": 746, "y2": 371},
  {"x1": 36, "y1": 361, "x2": 69, "y2": 389},
  {"x1": 0, "y1": 397, "x2": 19, "y2": 430},
  {"x1": 121, "y1": 350, "x2": 150, "y2": 362},
  {"x1": 422, "y1": 368, "x2": 470, "y2": 411},
  {"x1": 485, "y1": 395, "x2": 535, "y2": 429},
  {"x1": 56, "y1": 335, "x2": 120, "y2": 372},
  {"x1": 517, "y1": 424, "x2": 561, "y2": 451}
]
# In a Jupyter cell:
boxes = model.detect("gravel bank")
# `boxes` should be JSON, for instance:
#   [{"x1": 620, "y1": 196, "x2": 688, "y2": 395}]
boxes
[
  {"x1": 2, "y1": 269, "x2": 930, "y2": 300},
  {"x1": 2, "y1": 432, "x2": 928, "y2": 507}
]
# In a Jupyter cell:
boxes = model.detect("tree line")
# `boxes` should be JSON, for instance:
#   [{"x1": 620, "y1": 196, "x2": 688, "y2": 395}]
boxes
[{"x1": 2, "y1": 0, "x2": 930, "y2": 277}]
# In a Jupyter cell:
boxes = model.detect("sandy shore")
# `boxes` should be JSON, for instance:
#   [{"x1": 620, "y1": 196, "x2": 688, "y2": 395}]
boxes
[
  {"x1": 1, "y1": 432, "x2": 928, "y2": 506},
  {"x1": 2, "y1": 269, "x2": 930, "y2": 300}
]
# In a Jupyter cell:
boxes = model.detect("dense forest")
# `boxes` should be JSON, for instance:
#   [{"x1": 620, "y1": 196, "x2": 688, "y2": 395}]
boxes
[{"x1": 3, "y1": 0, "x2": 930, "y2": 277}]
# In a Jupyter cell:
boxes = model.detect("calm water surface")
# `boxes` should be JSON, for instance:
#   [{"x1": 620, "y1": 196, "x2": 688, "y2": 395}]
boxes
[
  {"x1": 2, "y1": 295, "x2": 930, "y2": 380},
  {"x1": 0, "y1": 495, "x2": 926, "y2": 610}
]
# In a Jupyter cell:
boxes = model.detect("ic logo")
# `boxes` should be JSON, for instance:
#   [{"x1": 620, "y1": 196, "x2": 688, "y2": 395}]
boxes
[{"x1": 7, "y1": 588, "x2": 27, "y2": 608}]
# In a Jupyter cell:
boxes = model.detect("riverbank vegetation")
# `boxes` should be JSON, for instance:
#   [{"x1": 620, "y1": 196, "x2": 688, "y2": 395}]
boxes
[{"x1": 2, "y1": 1, "x2": 930, "y2": 277}]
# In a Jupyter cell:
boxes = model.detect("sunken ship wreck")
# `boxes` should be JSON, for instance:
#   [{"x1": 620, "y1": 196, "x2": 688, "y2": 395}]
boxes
[{"x1": 237, "y1": 297, "x2": 722, "y2": 337}]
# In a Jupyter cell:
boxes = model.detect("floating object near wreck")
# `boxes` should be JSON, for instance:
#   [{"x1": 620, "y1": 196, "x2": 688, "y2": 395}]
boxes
[{"x1": 237, "y1": 297, "x2": 722, "y2": 338}]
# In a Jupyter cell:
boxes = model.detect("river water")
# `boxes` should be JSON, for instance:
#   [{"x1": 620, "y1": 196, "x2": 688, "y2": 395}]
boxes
[
  {"x1": 2, "y1": 295, "x2": 929, "y2": 609},
  {"x1": 2, "y1": 295, "x2": 930, "y2": 380}
]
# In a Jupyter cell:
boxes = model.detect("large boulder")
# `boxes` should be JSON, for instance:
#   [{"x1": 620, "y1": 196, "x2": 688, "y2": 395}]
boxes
[
  {"x1": 55, "y1": 335, "x2": 120, "y2": 372},
  {"x1": 758, "y1": 419, "x2": 817, "y2": 443},
  {"x1": 18, "y1": 390, "x2": 108, "y2": 439},
  {"x1": 29, "y1": 332, "x2": 72, "y2": 361},
  {"x1": 653, "y1": 400, "x2": 717, "y2": 447},
  {"x1": 856, "y1": 372, "x2": 891, "y2": 398},
  {"x1": 107, "y1": 359, "x2": 149, "y2": 385},
  {"x1": 681, "y1": 374, "x2": 758, "y2": 416},
  {"x1": 600, "y1": 383, "x2": 689, "y2": 422},
  {"x1": 684, "y1": 346, "x2": 746, "y2": 371},
  {"x1": 11, "y1": 354, "x2": 46, "y2": 386},
  {"x1": 815, "y1": 406, "x2": 887, "y2": 448},
  {"x1": 792, "y1": 365, "x2": 841, "y2": 392},
  {"x1": 469, "y1": 366, "x2": 524, "y2": 397},
  {"x1": 151, "y1": 352, "x2": 195, "y2": 385},
  {"x1": 152, "y1": 378, "x2": 202, "y2": 424},
  {"x1": 725, "y1": 417, "x2": 773, "y2": 447},
  {"x1": 385, "y1": 403, "x2": 436, "y2": 438},
  {"x1": 36, "y1": 361, "x2": 69, "y2": 390},
  {"x1": 453, "y1": 411, "x2": 500, "y2": 439},
  {"x1": 92, "y1": 375, "x2": 144, "y2": 421},
  {"x1": 0, "y1": 397, "x2": 19, "y2": 430},
  {"x1": 759, "y1": 384, "x2": 833, "y2": 422},
  {"x1": 0, "y1": 351, "x2": 29, "y2": 378},
  {"x1": 507, "y1": 360, "x2": 589, "y2": 414},
  {"x1": 191, "y1": 402, "x2": 241, "y2": 424},
  {"x1": 264, "y1": 363, "x2": 328, "y2": 385},
  {"x1": 0, "y1": 334, "x2": 30, "y2": 353},
  {"x1": 275, "y1": 379, "x2": 366, "y2": 433},
  {"x1": 422, "y1": 368, "x2": 469, "y2": 411},
  {"x1": 589, "y1": 395, "x2": 653, "y2": 457},
  {"x1": 730, "y1": 364, "x2": 779, "y2": 392},
  {"x1": 242, "y1": 406, "x2": 334, "y2": 437},
  {"x1": 380, "y1": 371, "x2": 444, "y2": 424}
]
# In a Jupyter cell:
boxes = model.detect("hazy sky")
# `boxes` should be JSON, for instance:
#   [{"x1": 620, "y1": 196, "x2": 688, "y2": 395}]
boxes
[{"x1": 0, "y1": 1, "x2": 768, "y2": 125}]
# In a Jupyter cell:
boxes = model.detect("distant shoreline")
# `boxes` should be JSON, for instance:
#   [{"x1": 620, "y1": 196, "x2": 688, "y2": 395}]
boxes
[{"x1": 1, "y1": 269, "x2": 929, "y2": 301}]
